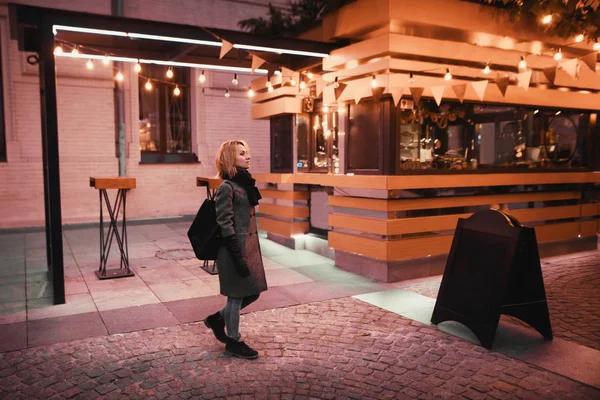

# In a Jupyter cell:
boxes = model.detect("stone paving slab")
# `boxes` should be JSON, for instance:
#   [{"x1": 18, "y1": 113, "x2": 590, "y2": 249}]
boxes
[{"x1": 0, "y1": 298, "x2": 598, "y2": 400}]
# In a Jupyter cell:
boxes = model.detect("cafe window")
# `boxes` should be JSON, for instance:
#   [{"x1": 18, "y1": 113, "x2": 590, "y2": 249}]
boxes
[
  {"x1": 307, "y1": 101, "x2": 339, "y2": 173},
  {"x1": 347, "y1": 99, "x2": 380, "y2": 173},
  {"x1": 138, "y1": 65, "x2": 196, "y2": 163}
]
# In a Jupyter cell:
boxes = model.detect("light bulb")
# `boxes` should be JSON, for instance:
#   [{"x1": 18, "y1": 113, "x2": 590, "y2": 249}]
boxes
[
  {"x1": 542, "y1": 14, "x2": 552, "y2": 24},
  {"x1": 232, "y1": 73, "x2": 238, "y2": 85},
  {"x1": 173, "y1": 86, "x2": 181, "y2": 96},
  {"x1": 225, "y1": 88, "x2": 230, "y2": 98},
  {"x1": 166, "y1": 68, "x2": 174, "y2": 79},
  {"x1": 575, "y1": 34, "x2": 584, "y2": 43},
  {"x1": 248, "y1": 89, "x2": 255, "y2": 98},
  {"x1": 553, "y1": 49, "x2": 562, "y2": 61},
  {"x1": 409, "y1": 72, "x2": 415, "y2": 84},
  {"x1": 102, "y1": 56, "x2": 110, "y2": 66},
  {"x1": 274, "y1": 70, "x2": 281, "y2": 75},
  {"x1": 268, "y1": 86, "x2": 274, "y2": 93},
  {"x1": 71, "y1": 47, "x2": 79, "y2": 55},
  {"x1": 307, "y1": 72, "x2": 313, "y2": 79},
  {"x1": 518, "y1": 56, "x2": 527, "y2": 69},
  {"x1": 322, "y1": 105, "x2": 329, "y2": 113},
  {"x1": 54, "y1": 45, "x2": 63, "y2": 54},
  {"x1": 145, "y1": 80, "x2": 152, "y2": 91},
  {"x1": 371, "y1": 75, "x2": 377, "y2": 87},
  {"x1": 483, "y1": 64, "x2": 490, "y2": 74},
  {"x1": 333, "y1": 77, "x2": 340, "y2": 88},
  {"x1": 115, "y1": 71, "x2": 123, "y2": 82},
  {"x1": 86, "y1": 60, "x2": 94, "y2": 70},
  {"x1": 444, "y1": 68, "x2": 452, "y2": 80},
  {"x1": 299, "y1": 81, "x2": 306, "y2": 89},
  {"x1": 134, "y1": 63, "x2": 141, "y2": 73},
  {"x1": 266, "y1": 80, "x2": 272, "y2": 88},
  {"x1": 593, "y1": 42, "x2": 600, "y2": 51},
  {"x1": 290, "y1": 79, "x2": 297, "y2": 87},
  {"x1": 199, "y1": 70, "x2": 206, "y2": 83}
]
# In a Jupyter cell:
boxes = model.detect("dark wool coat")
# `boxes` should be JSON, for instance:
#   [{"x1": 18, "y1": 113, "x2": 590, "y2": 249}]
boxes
[{"x1": 215, "y1": 180, "x2": 267, "y2": 298}]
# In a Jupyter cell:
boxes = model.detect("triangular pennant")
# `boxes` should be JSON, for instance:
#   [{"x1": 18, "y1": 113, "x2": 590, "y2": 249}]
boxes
[
  {"x1": 323, "y1": 86, "x2": 335, "y2": 105},
  {"x1": 542, "y1": 66, "x2": 557, "y2": 84},
  {"x1": 334, "y1": 82, "x2": 347, "y2": 101},
  {"x1": 452, "y1": 84, "x2": 467, "y2": 103},
  {"x1": 389, "y1": 87, "x2": 403, "y2": 106},
  {"x1": 354, "y1": 82, "x2": 372, "y2": 104},
  {"x1": 495, "y1": 76, "x2": 510, "y2": 97},
  {"x1": 220, "y1": 40, "x2": 234, "y2": 60},
  {"x1": 581, "y1": 52, "x2": 597, "y2": 72},
  {"x1": 430, "y1": 86, "x2": 445, "y2": 106},
  {"x1": 371, "y1": 87, "x2": 385, "y2": 101},
  {"x1": 409, "y1": 87, "x2": 424, "y2": 105},
  {"x1": 471, "y1": 80, "x2": 488, "y2": 101},
  {"x1": 316, "y1": 78, "x2": 326, "y2": 97},
  {"x1": 516, "y1": 70, "x2": 532, "y2": 91},
  {"x1": 561, "y1": 58, "x2": 580, "y2": 79},
  {"x1": 251, "y1": 55, "x2": 265, "y2": 72}
]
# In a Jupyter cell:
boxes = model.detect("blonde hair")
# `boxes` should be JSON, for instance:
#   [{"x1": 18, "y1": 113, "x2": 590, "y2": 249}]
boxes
[{"x1": 215, "y1": 140, "x2": 249, "y2": 179}]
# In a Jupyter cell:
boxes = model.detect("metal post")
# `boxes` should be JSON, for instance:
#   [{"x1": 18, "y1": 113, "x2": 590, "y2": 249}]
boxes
[
  {"x1": 40, "y1": 19, "x2": 65, "y2": 305},
  {"x1": 113, "y1": 0, "x2": 126, "y2": 177}
]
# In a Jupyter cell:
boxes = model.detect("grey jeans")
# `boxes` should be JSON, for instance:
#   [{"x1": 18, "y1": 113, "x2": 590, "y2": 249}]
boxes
[{"x1": 220, "y1": 294, "x2": 259, "y2": 341}]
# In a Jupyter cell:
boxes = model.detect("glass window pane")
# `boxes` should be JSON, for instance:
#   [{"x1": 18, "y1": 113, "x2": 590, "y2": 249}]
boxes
[{"x1": 348, "y1": 101, "x2": 379, "y2": 170}]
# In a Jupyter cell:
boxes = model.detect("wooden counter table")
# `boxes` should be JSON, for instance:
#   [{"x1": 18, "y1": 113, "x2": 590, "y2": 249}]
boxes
[{"x1": 252, "y1": 171, "x2": 599, "y2": 282}]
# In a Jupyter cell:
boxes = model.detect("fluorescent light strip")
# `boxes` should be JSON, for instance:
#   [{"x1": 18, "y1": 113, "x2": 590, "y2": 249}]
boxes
[
  {"x1": 139, "y1": 59, "x2": 267, "y2": 74},
  {"x1": 53, "y1": 52, "x2": 267, "y2": 74},
  {"x1": 233, "y1": 43, "x2": 329, "y2": 58},
  {"x1": 53, "y1": 24, "x2": 329, "y2": 58},
  {"x1": 53, "y1": 24, "x2": 128, "y2": 37},
  {"x1": 127, "y1": 32, "x2": 222, "y2": 47}
]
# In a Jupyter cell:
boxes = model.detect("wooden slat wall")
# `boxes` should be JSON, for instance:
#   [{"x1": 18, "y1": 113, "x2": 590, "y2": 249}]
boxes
[{"x1": 257, "y1": 188, "x2": 310, "y2": 238}]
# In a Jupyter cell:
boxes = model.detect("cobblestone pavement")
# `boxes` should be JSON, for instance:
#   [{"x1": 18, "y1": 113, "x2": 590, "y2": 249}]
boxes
[
  {"x1": 396, "y1": 252, "x2": 600, "y2": 351},
  {"x1": 1, "y1": 298, "x2": 598, "y2": 400}
]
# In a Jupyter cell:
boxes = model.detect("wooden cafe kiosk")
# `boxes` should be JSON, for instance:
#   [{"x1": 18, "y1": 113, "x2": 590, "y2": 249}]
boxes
[{"x1": 204, "y1": 0, "x2": 600, "y2": 282}]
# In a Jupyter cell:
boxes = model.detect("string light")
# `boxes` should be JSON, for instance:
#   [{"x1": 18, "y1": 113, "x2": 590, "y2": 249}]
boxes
[
  {"x1": 409, "y1": 72, "x2": 415, "y2": 84},
  {"x1": 290, "y1": 78, "x2": 297, "y2": 87},
  {"x1": 518, "y1": 56, "x2": 527, "y2": 69},
  {"x1": 54, "y1": 45, "x2": 63, "y2": 54},
  {"x1": 542, "y1": 14, "x2": 552, "y2": 24},
  {"x1": 299, "y1": 80, "x2": 306, "y2": 89},
  {"x1": 115, "y1": 71, "x2": 123, "y2": 82},
  {"x1": 232, "y1": 73, "x2": 238, "y2": 85},
  {"x1": 266, "y1": 73, "x2": 272, "y2": 87},
  {"x1": 224, "y1": 88, "x2": 230, "y2": 98},
  {"x1": 322, "y1": 104, "x2": 329, "y2": 112},
  {"x1": 134, "y1": 61, "x2": 141, "y2": 73},
  {"x1": 247, "y1": 88, "x2": 255, "y2": 97},
  {"x1": 102, "y1": 56, "x2": 110, "y2": 66},
  {"x1": 371, "y1": 75, "x2": 377, "y2": 87},
  {"x1": 482, "y1": 63, "x2": 491, "y2": 74},
  {"x1": 593, "y1": 43, "x2": 600, "y2": 51},
  {"x1": 274, "y1": 70, "x2": 281, "y2": 75},
  {"x1": 575, "y1": 34, "x2": 584, "y2": 43},
  {"x1": 86, "y1": 60, "x2": 94, "y2": 70},
  {"x1": 199, "y1": 70, "x2": 206, "y2": 83},
  {"x1": 333, "y1": 77, "x2": 340, "y2": 88},
  {"x1": 173, "y1": 85, "x2": 181, "y2": 96},
  {"x1": 307, "y1": 72, "x2": 313, "y2": 79},
  {"x1": 166, "y1": 67, "x2": 174, "y2": 78},
  {"x1": 71, "y1": 46, "x2": 79, "y2": 55},
  {"x1": 268, "y1": 85, "x2": 274, "y2": 93},
  {"x1": 145, "y1": 80, "x2": 152, "y2": 91},
  {"x1": 553, "y1": 48, "x2": 562, "y2": 61},
  {"x1": 444, "y1": 68, "x2": 452, "y2": 80}
]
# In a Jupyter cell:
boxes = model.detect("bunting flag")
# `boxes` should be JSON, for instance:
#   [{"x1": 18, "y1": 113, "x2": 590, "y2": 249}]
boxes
[
  {"x1": 220, "y1": 40, "x2": 234, "y2": 59},
  {"x1": 371, "y1": 87, "x2": 385, "y2": 101},
  {"x1": 354, "y1": 82, "x2": 372, "y2": 104},
  {"x1": 316, "y1": 78, "x2": 327, "y2": 97},
  {"x1": 516, "y1": 70, "x2": 532, "y2": 91},
  {"x1": 561, "y1": 58, "x2": 580, "y2": 79},
  {"x1": 409, "y1": 87, "x2": 424, "y2": 105},
  {"x1": 542, "y1": 66, "x2": 557, "y2": 84},
  {"x1": 430, "y1": 86, "x2": 445, "y2": 106},
  {"x1": 389, "y1": 87, "x2": 403, "y2": 106},
  {"x1": 496, "y1": 76, "x2": 510, "y2": 97},
  {"x1": 452, "y1": 84, "x2": 467, "y2": 103},
  {"x1": 334, "y1": 82, "x2": 347, "y2": 101},
  {"x1": 581, "y1": 52, "x2": 597, "y2": 72},
  {"x1": 471, "y1": 80, "x2": 488, "y2": 101},
  {"x1": 251, "y1": 55, "x2": 265, "y2": 72},
  {"x1": 323, "y1": 86, "x2": 336, "y2": 105}
]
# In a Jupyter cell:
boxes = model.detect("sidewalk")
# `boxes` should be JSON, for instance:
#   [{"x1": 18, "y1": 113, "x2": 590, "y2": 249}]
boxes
[{"x1": 0, "y1": 222, "x2": 599, "y2": 399}]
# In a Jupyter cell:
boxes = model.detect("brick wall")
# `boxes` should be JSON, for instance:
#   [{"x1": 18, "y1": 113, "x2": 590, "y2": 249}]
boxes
[{"x1": 0, "y1": 0, "x2": 276, "y2": 228}]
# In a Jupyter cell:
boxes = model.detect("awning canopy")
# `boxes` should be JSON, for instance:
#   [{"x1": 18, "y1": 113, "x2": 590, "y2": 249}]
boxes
[{"x1": 9, "y1": 3, "x2": 344, "y2": 73}]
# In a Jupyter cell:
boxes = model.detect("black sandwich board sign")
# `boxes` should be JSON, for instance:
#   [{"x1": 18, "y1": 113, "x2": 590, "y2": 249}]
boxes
[{"x1": 431, "y1": 209, "x2": 553, "y2": 349}]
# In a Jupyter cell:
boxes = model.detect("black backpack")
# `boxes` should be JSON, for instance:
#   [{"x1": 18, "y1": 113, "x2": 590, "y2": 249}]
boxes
[{"x1": 187, "y1": 198, "x2": 221, "y2": 260}]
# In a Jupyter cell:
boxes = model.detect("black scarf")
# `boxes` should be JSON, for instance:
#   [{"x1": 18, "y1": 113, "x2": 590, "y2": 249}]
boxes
[{"x1": 229, "y1": 168, "x2": 262, "y2": 206}]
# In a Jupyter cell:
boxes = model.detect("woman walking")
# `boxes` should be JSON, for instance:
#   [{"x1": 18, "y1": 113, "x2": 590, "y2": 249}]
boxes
[{"x1": 204, "y1": 140, "x2": 267, "y2": 359}]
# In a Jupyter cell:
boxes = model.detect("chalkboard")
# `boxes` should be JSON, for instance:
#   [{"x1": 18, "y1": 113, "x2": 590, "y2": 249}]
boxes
[{"x1": 431, "y1": 209, "x2": 553, "y2": 349}]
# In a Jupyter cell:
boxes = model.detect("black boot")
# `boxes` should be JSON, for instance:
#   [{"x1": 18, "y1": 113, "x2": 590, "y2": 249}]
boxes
[
  {"x1": 204, "y1": 311, "x2": 229, "y2": 344},
  {"x1": 225, "y1": 340, "x2": 258, "y2": 359}
]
